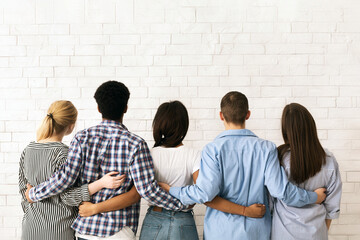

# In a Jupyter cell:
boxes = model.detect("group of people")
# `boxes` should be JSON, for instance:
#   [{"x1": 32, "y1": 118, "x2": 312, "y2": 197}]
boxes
[{"x1": 19, "y1": 80, "x2": 342, "y2": 240}]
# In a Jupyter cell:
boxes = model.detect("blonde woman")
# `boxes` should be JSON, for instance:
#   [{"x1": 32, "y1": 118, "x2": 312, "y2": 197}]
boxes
[{"x1": 19, "y1": 100, "x2": 124, "y2": 240}]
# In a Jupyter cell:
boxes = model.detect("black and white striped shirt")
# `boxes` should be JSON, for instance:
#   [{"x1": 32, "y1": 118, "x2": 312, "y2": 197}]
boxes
[{"x1": 19, "y1": 142, "x2": 90, "y2": 240}]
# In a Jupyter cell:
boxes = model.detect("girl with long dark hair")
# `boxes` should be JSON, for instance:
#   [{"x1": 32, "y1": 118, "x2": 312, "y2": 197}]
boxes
[{"x1": 272, "y1": 103, "x2": 342, "y2": 240}]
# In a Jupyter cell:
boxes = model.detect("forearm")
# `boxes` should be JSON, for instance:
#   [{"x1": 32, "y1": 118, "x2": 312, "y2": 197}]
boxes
[
  {"x1": 94, "y1": 186, "x2": 141, "y2": 214},
  {"x1": 88, "y1": 181, "x2": 103, "y2": 195},
  {"x1": 169, "y1": 184, "x2": 217, "y2": 205},
  {"x1": 282, "y1": 182, "x2": 318, "y2": 207},
  {"x1": 137, "y1": 181, "x2": 186, "y2": 210},
  {"x1": 325, "y1": 219, "x2": 332, "y2": 230},
  {"x1": 205, "y1": 196, "x2": 245, "y2": 215}
]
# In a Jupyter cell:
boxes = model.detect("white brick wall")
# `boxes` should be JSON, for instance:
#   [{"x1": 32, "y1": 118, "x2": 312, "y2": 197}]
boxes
[{"x1": 0, "y1": 0, "x2": 359, "y2": 239}]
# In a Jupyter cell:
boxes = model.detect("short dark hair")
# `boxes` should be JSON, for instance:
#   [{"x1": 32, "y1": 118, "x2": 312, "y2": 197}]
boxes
[
  {"x1": 152, "y1": 101, "x2": 189, "y2": 148},
  {"x1": 94, "y1": 81, "x2": 130, "y2": 120},
  {"x1": 220, "y1": 91, "x2": 249, "y2": 125}
]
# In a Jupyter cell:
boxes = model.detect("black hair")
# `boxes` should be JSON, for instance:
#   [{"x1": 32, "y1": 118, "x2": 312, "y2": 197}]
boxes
[
  {"x1": 94, "y1": 81, "x2": 130, "y2": 120},
  {"x1": 220, "y1": 91, "x2": 249, "y2": 125},
  {"x1": 153, "y1": 101, "x2": 189, "y2": 148}
]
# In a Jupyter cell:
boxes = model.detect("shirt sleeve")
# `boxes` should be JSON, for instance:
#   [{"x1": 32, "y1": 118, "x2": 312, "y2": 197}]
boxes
[
  {"x1": 28, "y1": 137, "x2": 84, "y2": 202},
  {"x1": 129, "y1": 140, "x2": 186, "y2": 211},
  {"x1": 18, "y1": 149, "x2": 29, "y2": 213},
  {"x1": 323, "y1": 155, "x2": 342, "y2": 219},
  {"x1": 54, "y1": 147, "x2": 90, "y2": 207},
  {"x1": 170, "y1": 144, "x2": 221, "y2": 205},
  {"x1": 265, "y1": 146, "x2": 318, "y2": 207}
]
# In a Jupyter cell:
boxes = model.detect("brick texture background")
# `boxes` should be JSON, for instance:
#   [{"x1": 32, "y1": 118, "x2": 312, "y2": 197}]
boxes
[{"x1": 0, "y1": 0, "x2": 360, "y2": 239}]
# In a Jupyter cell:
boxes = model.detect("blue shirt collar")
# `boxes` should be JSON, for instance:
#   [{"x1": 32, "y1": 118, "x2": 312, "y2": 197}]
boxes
[
  {"x1": 215, "y1": 129, "x2": 258, "y2": 139},
  {"x1": 101, "y1": 120, "x2": 128, "y2": 130}
]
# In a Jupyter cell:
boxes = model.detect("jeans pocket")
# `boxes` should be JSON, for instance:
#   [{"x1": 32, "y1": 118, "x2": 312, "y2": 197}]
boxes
[
  {"x1": 180, "y1": 225, "x2": 199, "y2": 240},
  {"x1": 139, "y1": 224, "x2": 162, "y2": 240}
]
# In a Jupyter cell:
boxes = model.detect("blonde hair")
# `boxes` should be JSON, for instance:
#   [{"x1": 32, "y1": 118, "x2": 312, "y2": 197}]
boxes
[{"x1": 37, "y1": 100, "x2": 78, "y2": 141}]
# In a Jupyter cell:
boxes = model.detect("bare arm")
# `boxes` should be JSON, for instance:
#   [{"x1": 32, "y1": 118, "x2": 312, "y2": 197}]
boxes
[
  {"x1": 325, "y1": 219, "x2": 332, "y2": 230},
  {"x1": 193, "y1": 170, "x2": 265, "y2": 218},
  {"x1": 79, "y1": 185, "x2": 141, "y2": 217}
]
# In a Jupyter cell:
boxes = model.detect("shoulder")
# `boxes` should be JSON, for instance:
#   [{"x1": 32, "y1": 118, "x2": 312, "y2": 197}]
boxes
[{"x1": 323, "y1": 149, "x2": 339, "y2": 171}]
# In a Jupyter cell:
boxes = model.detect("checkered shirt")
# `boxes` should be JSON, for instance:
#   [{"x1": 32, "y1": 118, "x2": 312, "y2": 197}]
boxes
[{"x1": 29, "y1": 120, "x2": 185, "y2": 237}]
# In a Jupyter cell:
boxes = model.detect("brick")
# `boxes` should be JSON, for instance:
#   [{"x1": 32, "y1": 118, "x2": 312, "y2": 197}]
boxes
[
  {"x1": 110, "y1": 35, "x2": 140, "y2": 44},
  {"x1": 40, "y1": 56, "x2": 69, "y2": 66},
  {"x1": 0, "y1": 47, "x2": 26, "y2": 57},
  {"x1": 71, "y1": 56, "x2": 101, "y2": 66},
  {"x1": 116, "y1": 67, "x2": 148, "y2": 77}
]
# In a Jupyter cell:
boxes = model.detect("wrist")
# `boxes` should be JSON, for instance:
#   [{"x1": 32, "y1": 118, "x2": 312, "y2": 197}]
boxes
[{"x1": 242, "y1": 206, "x2": 247, "y2": 216}]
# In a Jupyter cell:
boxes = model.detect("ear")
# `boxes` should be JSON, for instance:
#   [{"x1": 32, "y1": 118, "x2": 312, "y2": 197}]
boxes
[
  {"x1": 124, "y1": 105, "x2": 128, "y2": 114},
  {"x1": 245, "y1": 110, "x2": 251, "y2": 120},
  {"x1": 219, "y1": 112, "x2": 225, "y2": 121}
]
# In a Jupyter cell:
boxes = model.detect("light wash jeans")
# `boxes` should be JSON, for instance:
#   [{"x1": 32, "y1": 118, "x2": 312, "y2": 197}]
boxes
[{"x1": 139, "y1": 206, "x2": 199, "y2": 240}]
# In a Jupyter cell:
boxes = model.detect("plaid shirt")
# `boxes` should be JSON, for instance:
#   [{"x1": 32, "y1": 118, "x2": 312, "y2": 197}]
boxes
[{"x1": 29, "y1": 120, "x2": 185, "y2": 237}]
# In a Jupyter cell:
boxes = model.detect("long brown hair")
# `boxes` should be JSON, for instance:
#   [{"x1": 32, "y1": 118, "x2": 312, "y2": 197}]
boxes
[
  {"x1": 278, "y1": 103, "x2": 326, "y2": 184},
  {"x1": 153, "y1": 101, "x2": 189, "y2": 148},
  {"x1": 37, "y1": 100, "x2": 78, "y2": 141}
]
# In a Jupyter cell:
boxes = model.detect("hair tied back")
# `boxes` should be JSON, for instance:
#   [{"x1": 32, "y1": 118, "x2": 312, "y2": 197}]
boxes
[{"x1": 47, "y1": 113, "x2": 54, "y2": 119}]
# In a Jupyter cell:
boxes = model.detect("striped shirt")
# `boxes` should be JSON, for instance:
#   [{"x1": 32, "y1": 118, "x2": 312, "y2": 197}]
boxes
[
  {"x1": 19, "y1": 142, "x2": 90, "y2": 240},
  {"x1": 28, "y1": 120, "x2": 185, "y2": 237}
]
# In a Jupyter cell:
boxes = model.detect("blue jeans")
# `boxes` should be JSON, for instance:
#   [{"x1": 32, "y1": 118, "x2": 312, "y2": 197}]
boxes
[{"x1": 139, "y1": 206, "x2": 199, "y2": 240}]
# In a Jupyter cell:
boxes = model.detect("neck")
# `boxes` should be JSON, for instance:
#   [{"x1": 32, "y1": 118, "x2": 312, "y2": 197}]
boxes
[
  {"x1": 224, "y1": 122, "x2": 245, "y2": 130},
  {"x1": 103, "y1": 118, "x2": 123, "y2": 123},
  {"x1": 39, "y1": 133, "x2": 64, "y2": 143}
]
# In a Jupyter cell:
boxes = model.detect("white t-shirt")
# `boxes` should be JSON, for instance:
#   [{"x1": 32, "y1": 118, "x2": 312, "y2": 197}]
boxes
[{"x1": 150, "y1": 145, "x2": 201, "y2": 188}]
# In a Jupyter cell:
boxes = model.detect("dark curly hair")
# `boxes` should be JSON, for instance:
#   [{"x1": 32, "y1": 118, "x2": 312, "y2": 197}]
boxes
[{"x1": 94, "y1": 81, "x2": 130, "y2": 120}]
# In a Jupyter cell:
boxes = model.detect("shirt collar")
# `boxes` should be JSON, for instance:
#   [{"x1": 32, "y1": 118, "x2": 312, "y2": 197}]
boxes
[
  {"x1": 100, "y1": 120, "x2": 128, "y2": 130},
  {"x1": 215, "y1": 129, "x2": 258, "y2": 139}
]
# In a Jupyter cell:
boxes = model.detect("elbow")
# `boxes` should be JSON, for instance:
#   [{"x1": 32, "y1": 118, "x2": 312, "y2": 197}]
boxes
[{"x1": 132, "y1": 192, "x2": 141, "y2": 203}]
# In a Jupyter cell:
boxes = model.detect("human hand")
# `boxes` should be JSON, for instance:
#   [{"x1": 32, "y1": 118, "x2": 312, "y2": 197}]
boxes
[
  {"x1": 25, "y1": 184, "x2": 34, "y2": 203},
  {"x1": 158, "y1": 182, "x2": 170, "y2": 193},
  {"x1": 99, "y1": 172, "x2": 126, "y2": 189},
  {"x1": 244, "y1": 203, "x2": 266, "y2": 218},
  {"x1": 79, "y1": 202, "x2": 98, "y2": 217},
  {"x1": 314, "y1": 188, "x2": 326, "y2": 204}
]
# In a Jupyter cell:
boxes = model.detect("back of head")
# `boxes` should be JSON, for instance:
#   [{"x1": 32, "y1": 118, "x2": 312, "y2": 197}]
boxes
[
  {"x1": 220, "y1": 91, "x2": 249, "y2": 125},
  {"x1": 278, "y1": 103, "x2": 326, "y2": 184},
  {"x1": 37, "y1": 100, "x2": 78, "y2": 141},
  {"x1": 94, "y1": 81, "x2": 130, "y2": 120},
  {"x1": 152, "y1": 101, "x2": 189, "y2": 148}
]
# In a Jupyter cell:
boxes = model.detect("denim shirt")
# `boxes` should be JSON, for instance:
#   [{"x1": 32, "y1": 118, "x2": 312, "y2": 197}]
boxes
[{"x1": 170, "y1": 129, "x2": 318, "y2": 240}]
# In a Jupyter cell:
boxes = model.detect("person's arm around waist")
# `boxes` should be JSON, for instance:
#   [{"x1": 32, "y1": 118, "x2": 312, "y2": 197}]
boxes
[
  {"x1": 192, "y1": 170, "x2": 266, "y2": 218},
  {"x1": 130, "y1": 140, "x2": 186, "y2": 211},
  {"x1": 27, "y1": 137, "x2": 83, "y2": 202},
  {"x1": 60, "y1": 172, "x2": 126, "y2": 206},
  {"x1": 79, "y1": 185, "x2": 141, "y2": 217},
  {"x1": 169, "y1": 144, "x2": 221, "y2": 205},
  {"x1": 265, "y1": 146, "x2": 325, "y2": 207}
]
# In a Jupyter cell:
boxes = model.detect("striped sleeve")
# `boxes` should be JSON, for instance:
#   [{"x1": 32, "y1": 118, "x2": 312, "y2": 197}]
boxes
[{"x1": 18, "y1": 148, "x2": 29, "y2": 213}]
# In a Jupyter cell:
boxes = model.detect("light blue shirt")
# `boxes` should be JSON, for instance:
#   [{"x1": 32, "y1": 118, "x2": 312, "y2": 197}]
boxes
[
  {"x1": 170, "y1": 129, "x2": 318, "y2": 240},
  {"x1": 271, "y1": 150, "x2": 342, "y2": 240}
]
